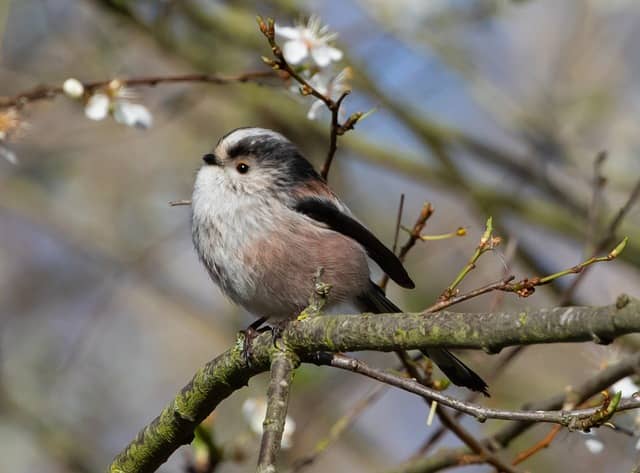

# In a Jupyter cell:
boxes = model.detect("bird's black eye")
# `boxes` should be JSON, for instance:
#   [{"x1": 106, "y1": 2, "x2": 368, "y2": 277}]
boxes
[
  {"x1": 203, "y1": 153, "x2": 218, "y2": 165},
  {"x1": 236, "y1": 162, "x2": 250, "y2": 174}
]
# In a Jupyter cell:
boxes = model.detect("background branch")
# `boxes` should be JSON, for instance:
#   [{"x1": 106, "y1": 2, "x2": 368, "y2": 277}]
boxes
[{"x1": 383, "y1": 350, "x2": 640, "y2": 473}]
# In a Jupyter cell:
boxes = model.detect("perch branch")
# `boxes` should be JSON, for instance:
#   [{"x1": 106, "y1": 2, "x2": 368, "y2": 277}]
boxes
[{"x1": 107, "y1": 296, "x2": 640, "y2": 472}]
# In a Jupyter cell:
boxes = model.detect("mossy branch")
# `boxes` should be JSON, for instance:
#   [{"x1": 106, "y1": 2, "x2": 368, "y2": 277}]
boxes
[{"x1": 108, "y1": 295, "x2": 640, "y2": 472}]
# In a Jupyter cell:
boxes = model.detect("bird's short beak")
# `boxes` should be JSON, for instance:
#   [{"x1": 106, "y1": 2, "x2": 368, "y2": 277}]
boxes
[{"x1": 202, "y1": 153, "x2": 221, "y2": 166}]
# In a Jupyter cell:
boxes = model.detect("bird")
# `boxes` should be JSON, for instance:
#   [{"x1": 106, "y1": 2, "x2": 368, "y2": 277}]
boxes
[{"x1": 191, "y1": 127, "x2": 488, "y2": 395}]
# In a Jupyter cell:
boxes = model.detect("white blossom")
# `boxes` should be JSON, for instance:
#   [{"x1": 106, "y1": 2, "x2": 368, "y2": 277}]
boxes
[
  {"x1": 113, "y1": 101, "x2": 153, "y2": 129},
  {"x1": 307, "y1": 67, "x2": 352, "y2": 120},
  {"x1": 62, "y1": 78, "x2": 85, "y2": 99},
  {"x1": 83, "y1": 83, "x2": 152, "y2": 129},
  {"x1": 84, "y1": 93, "x2": 110, "y2": 121},
  {"x1": 241, "y1": 398, "x2": 296, "y2": 449},
  {"x1": 276, "y1": 16, "x2": 343, "y2": 67}
]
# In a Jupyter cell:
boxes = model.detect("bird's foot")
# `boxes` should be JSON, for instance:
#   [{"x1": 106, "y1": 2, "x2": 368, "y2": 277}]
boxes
[
  {"x1": 270, "y1": 319, "x2": 290, "y2": 348},
  {"x1": 239, "y1": 317, "x2": 268, "y2": 366}
]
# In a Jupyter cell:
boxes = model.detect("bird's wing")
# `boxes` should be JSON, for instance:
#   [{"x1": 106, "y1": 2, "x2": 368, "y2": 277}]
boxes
[
  {"x1": 293, "y1": 197, "x2": 415, "y2": 289},
  {"x1": 356, "y1": 282, "x2": 489, "y2": 395}
]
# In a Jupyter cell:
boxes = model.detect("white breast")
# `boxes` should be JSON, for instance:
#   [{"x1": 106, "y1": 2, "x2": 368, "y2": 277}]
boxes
[{"x1": 191, "y1": 165, "x2": 275, "y2": 306}]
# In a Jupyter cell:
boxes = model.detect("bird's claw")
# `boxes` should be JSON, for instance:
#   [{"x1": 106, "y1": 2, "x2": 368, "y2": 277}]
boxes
[
  {"x1": 239, "y1": 317, "x2": 269, "y2": 366},
  {"x1": 270, "y1": 319, "x2": 289, "y2": 349}
]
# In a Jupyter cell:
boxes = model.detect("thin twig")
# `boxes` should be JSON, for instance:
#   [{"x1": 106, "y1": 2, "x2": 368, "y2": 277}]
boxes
[
  {"x1": 256, "y1": 17, "x2": 362, "y2": 181},
  {"x1": 505, "y1": 237, "x2": 627, "y2": 297},
  {"x1": 0, "y1": 71, "x2": 277, "y2": 110},
  {"x1": 561, "y1": 176, "x2": 640, "y2": 305},
  {"x1": 510, "y1": 377, "x2": 602, "y2": 466},
  {"x1": 321, "y1": 91, "x2": 351, "y2": 180},
  {"x1": 324, "y1": 354, "x2": 632, "y2": 427},
  {"x1": 393, "y1": 234, "x2": 626, "y2": 459},
  {"x1": 386, "y1": 200, "x2": 498, "y2": 471},
  {"x1": 398, "y1": 202, "x2": 435, "y2": 258},
  {"x1": 410, "y1": 344, "x2": 526, "y2": 459},
  {"x1": 169, "y1": 199, "x2": 192, "y2": 207},
  {"x1": 423, "y1": 236, "x2": 627, "y2": 314},
  {"x1": 383, "y1": 202, "x2": 517, "y2": 471},
  {"x1": 602, "y1": 177, "x2": 640, "y2": 249},
  {"x1": 512, "y1": 423, "x2": 561, "y2": 466},
  {"x1": 378, "y1": 194, "x2": 406, "y2": 291},
  {"x1": 489, "y1": 351, "x2": 640, "y2": 449},
  {"x1": 382, "y1": 201, "x2": 497, "y2": 470},
  {"x1": 379, "y1": 201, "x2": 434, "y2": 289},
  {"x1": 424, "y1": 276, "x2": 516, "y2": 314},
  {"x1": 379, "y1": 199, "x2": 513, "y2": 470},
  {"x1": 393, "y1": 349, "x2": 521, "y2": 473},
  {"x1": 586, "y1": 151, "x2": 608, "y2": 253},
  {"x1": 388, "y1": 219, "x2": 511, "y2": 467},
  {"x1": 437, "y1": 217, "x2": 499, "y2": 302},
  {"x1": 391, "y1": 194, "x2": 406, "y2": 256}
]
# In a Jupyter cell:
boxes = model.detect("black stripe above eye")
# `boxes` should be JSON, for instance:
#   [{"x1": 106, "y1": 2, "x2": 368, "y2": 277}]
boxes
[{"x1": 227, "y1": 142, "x2": 251, "y2": 159}]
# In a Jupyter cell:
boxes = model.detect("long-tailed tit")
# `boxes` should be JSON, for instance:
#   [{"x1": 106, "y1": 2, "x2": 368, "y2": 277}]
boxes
[{"x1": 191, "y1": 127, "x2": 488, "y2": 394}]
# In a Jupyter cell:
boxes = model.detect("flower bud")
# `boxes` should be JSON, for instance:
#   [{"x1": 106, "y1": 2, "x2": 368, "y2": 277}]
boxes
[{"x1": 62, "y1": 78, "x2": 85, "y2": 99}]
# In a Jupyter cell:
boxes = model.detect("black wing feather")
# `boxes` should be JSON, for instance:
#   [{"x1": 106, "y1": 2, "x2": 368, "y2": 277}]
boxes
[
  {"x1": 294, "y1": 197, "x2": 415, "y2": 289},
  {"x1": 358, "y1": 282, "x2": 489, "y2": 396}
]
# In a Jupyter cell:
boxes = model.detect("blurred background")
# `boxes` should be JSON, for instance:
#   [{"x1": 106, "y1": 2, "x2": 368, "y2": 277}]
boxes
[{"x1": 1, "y1": 1, "x2": 640, "y2": 472}]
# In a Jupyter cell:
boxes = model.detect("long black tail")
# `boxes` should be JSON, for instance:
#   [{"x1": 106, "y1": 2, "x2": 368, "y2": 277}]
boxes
[{"x1": 357, "y1": 282, "x2": 489, "y2": 396}]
